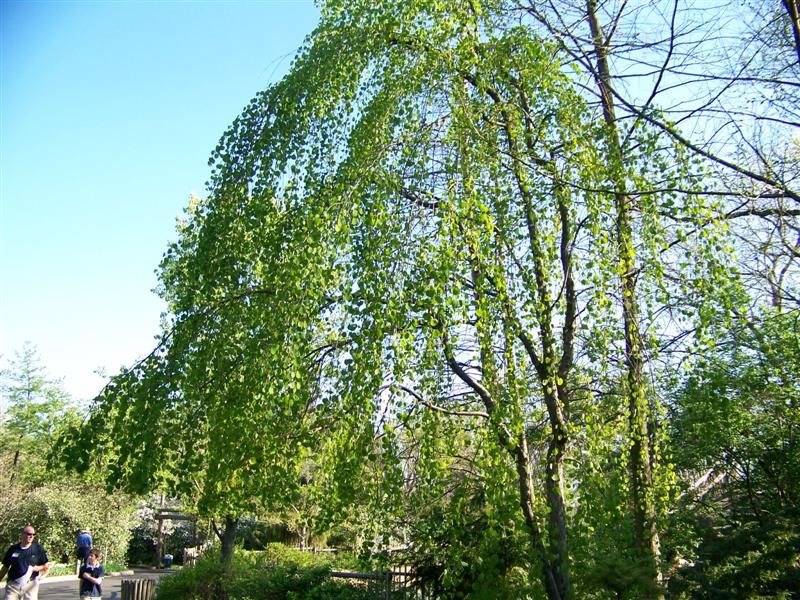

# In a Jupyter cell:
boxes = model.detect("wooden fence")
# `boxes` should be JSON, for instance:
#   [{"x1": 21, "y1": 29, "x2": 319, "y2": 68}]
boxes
[
  {"x1": 329, "y1": 566, "x2": 435, "y2": 599},
  {"x1": 120, "y1": 578, "x2": 158, "y2": 600},
  {"x1": 183, "y1": 545, "x2": 437, "y2": 598}
]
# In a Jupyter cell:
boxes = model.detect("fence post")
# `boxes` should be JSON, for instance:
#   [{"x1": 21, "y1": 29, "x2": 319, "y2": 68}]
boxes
[{"x1": 121, "y1": 578, "x2": 157, "y2": 600}]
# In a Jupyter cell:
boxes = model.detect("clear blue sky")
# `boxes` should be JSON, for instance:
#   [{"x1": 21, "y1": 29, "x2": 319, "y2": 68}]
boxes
[{"x1": 1, "y1": 0, "x2": 320, "y2": 401}]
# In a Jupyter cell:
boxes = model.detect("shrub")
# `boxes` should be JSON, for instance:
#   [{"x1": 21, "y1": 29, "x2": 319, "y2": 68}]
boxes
[
  {"x1": 0, "y1": 481, "x2": 135, "y2": 564},
  {"x1": 238, "y1": 517, "x2": 300, "y2": 550},
  {"x1": 155, "y1": 545, "x2": 380, "y2": 600},
  {"x1": 156, "y1": 550, "x2": 227, "y2": 600},
  {"x1": 668, "y1": 506, "x2": 800, "y2": 598}
]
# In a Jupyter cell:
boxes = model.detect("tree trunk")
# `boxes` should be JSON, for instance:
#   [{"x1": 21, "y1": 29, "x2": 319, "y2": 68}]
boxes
[
  {"x1": 453, "y1": 64, "x2": 576, "y2": 600},
  {"x1": 513, "y1": 436, "x2": 568, "y2": 600},
  {"x1": 445, "y1": 330, "x2": 571, "y2": 600},
  {"x1": 782, "y1": 0, "x2": 800, "y2": 65},
  {"x1": 586, "y1": 1, "x2": 663, "y2": 596},
  {"x1": 300, "y1": 524, "x2": 308, "y2": 551},
  {"x1": 214, "y1": 515, "x2": 238, "y2": 566},
  {"x1": 544, "y1": 415, "x2": 570, "y2": 600}
]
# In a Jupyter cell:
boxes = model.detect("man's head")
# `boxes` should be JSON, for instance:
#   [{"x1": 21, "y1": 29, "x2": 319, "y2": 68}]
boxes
[
  {"x1": 87, "y1": 548, "x2": 101, "y2": 564},
  {"x1": 19, "y1": 526, "x2": 35, "y2": 546}
]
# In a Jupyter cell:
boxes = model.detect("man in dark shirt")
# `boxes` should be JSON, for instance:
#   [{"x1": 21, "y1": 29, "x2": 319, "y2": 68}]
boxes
[{"x1": 0, "y1": 525, "x2": 50, "y2": 600}]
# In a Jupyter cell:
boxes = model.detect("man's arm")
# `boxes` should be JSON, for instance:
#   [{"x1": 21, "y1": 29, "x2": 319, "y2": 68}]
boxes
[
  {"x1": 34, "y1": 546, "x2": 49, "y2": 575},
  {"x1": 0, "y1": 563, "x2": 8, "y2": 581}
]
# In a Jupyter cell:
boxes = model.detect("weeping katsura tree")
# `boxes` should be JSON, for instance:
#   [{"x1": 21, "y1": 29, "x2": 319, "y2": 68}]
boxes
[
  {"x1": 200, "y1": 5, "x2": 616, "y2": 597},
  {"x1": 65, "y1": 1, "x2": 731, "y2": 597},
  {"x1": 59, "y1": 180, "x2": 340, "y2": 564}
]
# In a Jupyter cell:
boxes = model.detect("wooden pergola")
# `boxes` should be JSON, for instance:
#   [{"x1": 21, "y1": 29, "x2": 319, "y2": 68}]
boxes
[{"x1": 155, "y1": 511, "x2": 197, "y2": 567}]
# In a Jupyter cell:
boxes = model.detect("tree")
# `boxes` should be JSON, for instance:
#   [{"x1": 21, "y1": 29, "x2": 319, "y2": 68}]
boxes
[
  {"x1": 668, "y1": 309, "x2": 800, "y2": 597},
  {"x1": 1, "y1": 343, "x2": 77, "y2": 483},
  {"x1": 0, "y1": 345, "x2": 135, "y2": 565},
  {"x1": 72, "y1": 2, "x2": 745, "y2": 597},
  {"x1": 137, "y1": 6, "x2": 611, "y2": 596},
  {"x1": 109, "y1": 2, "x2": 736, "y2": 598},
  {"x1": 518, "y1": 0, "x2": 799, "y2": 594}
]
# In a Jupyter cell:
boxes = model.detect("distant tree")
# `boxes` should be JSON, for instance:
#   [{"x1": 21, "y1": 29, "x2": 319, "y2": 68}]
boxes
[
  {"x1": 668, "y1": 308, "x2": 800, "y2": 597},
  {"x1": 0, "y1": 344, "x2": 135, "y2": 565},
  {"x1": 0, "y1": 343, "x2": 79, "y2": 483}
]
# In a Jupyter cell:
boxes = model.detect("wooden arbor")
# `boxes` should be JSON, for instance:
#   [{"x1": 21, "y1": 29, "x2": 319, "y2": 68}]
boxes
[{"x1": 154, "y1": 511, "x2": 197, "y2": 567}]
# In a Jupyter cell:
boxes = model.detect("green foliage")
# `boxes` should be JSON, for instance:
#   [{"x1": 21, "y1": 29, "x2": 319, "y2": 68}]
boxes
[
  {"x1": 671, "y1": 309, "x2": 800, "y2": 510},
  {"x1": 60, "y1": 1, "x2": 779, "y2": 597},
  {"x1": 235, "y1": 563, "x2": 332, "y2": 600},
  {"x1": 238, "y1": 518, "x2": 300, "y2": 550},
  {"x1": 1, "y1": 343, "x2": 82, "y2": 485},
  {"x1": 582, "y1": 553, "x2": 666, "y2": 600},
  {"x1": 156, "y1": 545, "x2": 374, "y2": 600},
  {"x1": 126, "y1": 522, "x2": 158, "y2": 566},
  {"x1": 0, "y1": 481, "x2": 136, "y2": 564},
  {"x1": 383, "y1": 430, "x2": 543, "y2": 599},
  {"x1": 252, "y1": 544, "x2": 358, "y2": 571},
  {"x1": 666, "y1": 309, "x2": 800, "y2": 598},
  {"x1": 0, "y1": 345, "x2": 135, "y2": 565},
  {"x1": 156, "y1": 550, "x2": 227, "y2": 600},
  {"x1": 668, "y1": 507, "x2": 800, "y2": 599},
  {"x1": 1, "y1": 343, "x2": 73, "y2": 435}
]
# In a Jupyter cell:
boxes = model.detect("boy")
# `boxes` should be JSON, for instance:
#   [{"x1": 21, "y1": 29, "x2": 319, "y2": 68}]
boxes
[{"x1": 78, "y1": 548, "x2": 104, "y2": 599}]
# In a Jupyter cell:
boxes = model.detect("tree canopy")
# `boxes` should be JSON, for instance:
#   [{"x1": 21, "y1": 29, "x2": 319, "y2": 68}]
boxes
[{"x1": 63, "y1": 1, "x2": 799, "y2": 598}]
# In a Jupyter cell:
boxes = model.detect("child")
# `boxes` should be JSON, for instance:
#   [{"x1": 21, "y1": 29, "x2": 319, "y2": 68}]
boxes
[{"x1": 78, "y1": 548, "x2": 104, "y2": 599}]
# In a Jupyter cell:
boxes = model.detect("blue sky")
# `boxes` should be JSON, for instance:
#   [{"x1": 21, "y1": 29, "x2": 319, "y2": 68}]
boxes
[{"x1": 1, "y1": 0, "x2": 320, "y2": 401}]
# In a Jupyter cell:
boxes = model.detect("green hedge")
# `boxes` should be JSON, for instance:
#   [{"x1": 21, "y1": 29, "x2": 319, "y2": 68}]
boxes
[
  {"x1": 156, "y1": 545, "x2": 376, "y2": 600},
  {"x1": 0, "y1": 482, "x2": 135, "y2": 564}
]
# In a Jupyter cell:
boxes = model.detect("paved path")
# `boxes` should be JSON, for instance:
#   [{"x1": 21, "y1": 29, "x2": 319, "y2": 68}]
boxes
[{"x1": 36, "y1": 569, "x2": 168, "y2": 600}]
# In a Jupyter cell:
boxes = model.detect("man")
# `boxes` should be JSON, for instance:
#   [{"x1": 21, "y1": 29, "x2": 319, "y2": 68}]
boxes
[
  {"x1": 0, "y1": 526, "x2": 50, "y2": 600},
  {"x1": 75, "y1": 529, "x2": 92, "y2": 571}
]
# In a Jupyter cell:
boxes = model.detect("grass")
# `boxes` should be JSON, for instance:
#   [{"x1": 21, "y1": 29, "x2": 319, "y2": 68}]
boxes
[{"x1": 47, "y1": 561, "x2": 129, "y2": 577}]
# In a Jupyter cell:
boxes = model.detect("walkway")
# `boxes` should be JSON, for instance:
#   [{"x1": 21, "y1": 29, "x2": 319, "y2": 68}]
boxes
[{"x1": 36, "y1": 569, "x2": 168, "y2": 600}]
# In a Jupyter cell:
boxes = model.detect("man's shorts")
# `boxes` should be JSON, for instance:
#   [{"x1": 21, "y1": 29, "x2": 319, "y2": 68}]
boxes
[{"x1": 3, "y1": 578, "x2": 40, "y2": 600}]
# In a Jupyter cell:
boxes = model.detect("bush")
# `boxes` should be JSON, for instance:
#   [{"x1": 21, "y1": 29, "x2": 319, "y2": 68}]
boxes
[
  {"x1": 668, "y1": 506, "x2": 800, "y2": 598},
  {"x1": 0, "y1": 481, "x2": 135, "y2": 565},
  {"x1": 238, "y1": 517, "x2": 300, "y2": 550},
  {"x1": 126, "y1": 522, "x2": 158, "y2": 566},
  {"x1": 155, "y1": 545, "x2": 378, "y2": 600},
  {"x1": 156, "y1": 551, "x2": 227, "y2": 600},
  {"x1": 256, "y1": 544, "x2": 359, "y2": 570}
]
